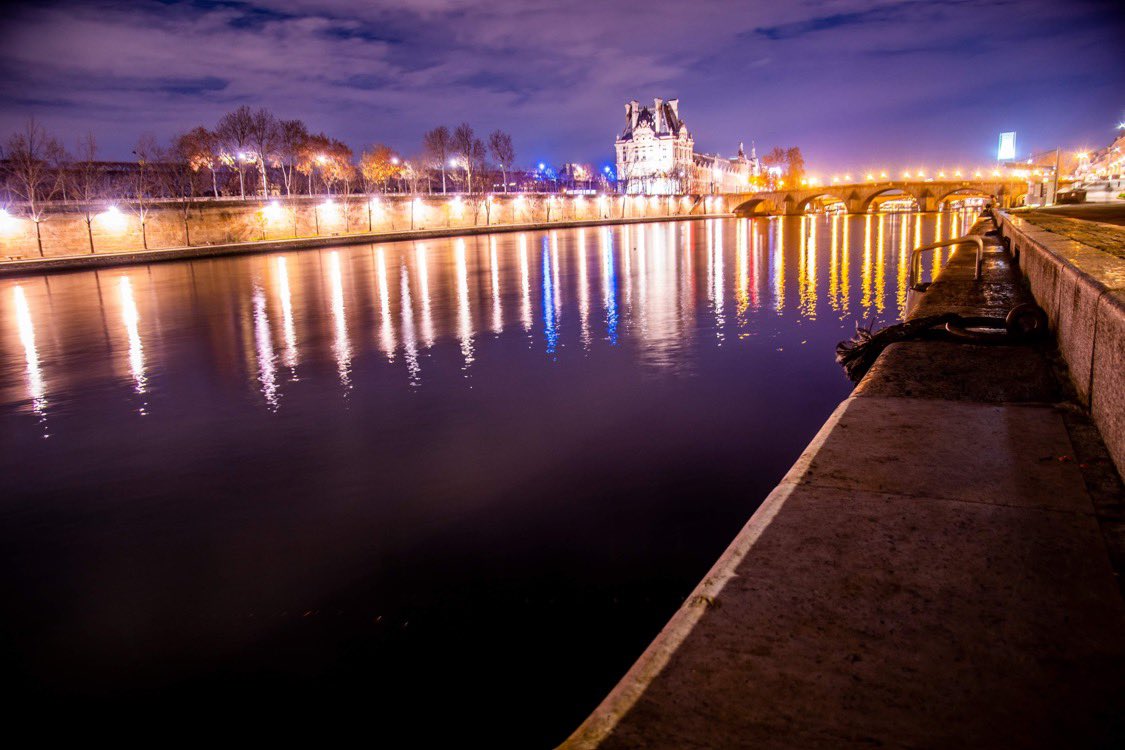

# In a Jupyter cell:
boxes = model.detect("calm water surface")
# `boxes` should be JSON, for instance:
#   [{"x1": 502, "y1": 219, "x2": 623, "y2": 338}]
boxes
[{"x1": 1, "y1": 212, "x2": 974, "y2": 744}]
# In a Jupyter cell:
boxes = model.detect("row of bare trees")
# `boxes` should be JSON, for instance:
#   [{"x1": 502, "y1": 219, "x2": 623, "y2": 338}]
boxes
[
  {"x1": 0, "y1": 114, "x2": 538, "y2": 256},
  {"x1": 162, "y1": 110, "x2": 519, "y2": 199}
]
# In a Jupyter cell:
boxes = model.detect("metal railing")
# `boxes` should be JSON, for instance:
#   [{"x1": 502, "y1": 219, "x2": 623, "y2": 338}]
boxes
[{"x1": 908, "y1": 235, "x2": 983, "y2": 291}]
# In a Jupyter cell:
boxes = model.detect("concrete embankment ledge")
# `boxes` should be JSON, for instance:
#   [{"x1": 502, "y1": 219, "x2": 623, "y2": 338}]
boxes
[
  {"x1": 563, "y1": 217, "x2": 1125, "y2": 748},
  {"x1": 0, "y1": 213, "x2": 729, "y2": 277}
]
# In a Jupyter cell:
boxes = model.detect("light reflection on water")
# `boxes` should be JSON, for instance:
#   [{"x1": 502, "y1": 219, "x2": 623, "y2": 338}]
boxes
[{"x1": 0, "y1": 210, "x2": 976, "y2": 746}]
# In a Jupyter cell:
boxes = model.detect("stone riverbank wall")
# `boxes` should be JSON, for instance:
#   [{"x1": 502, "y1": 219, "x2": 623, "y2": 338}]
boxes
[
  {"x1": 0, "y1": 193, "x2": 725, "y2": 261},
  {"x1": 997, "y1": 210, "x2": 1125, "y2": 476}
]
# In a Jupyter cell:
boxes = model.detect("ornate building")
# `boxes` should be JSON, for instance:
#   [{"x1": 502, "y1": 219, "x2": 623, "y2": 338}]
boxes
[{"x1": 615, "y1": 98, "x2": 759, "y2": 194}]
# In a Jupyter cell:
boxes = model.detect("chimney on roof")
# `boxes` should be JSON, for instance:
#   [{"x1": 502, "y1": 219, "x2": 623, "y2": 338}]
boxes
[
  {"x1": 654, "y1": 97, "x2": 664, "y2": 132},
  {"x1": 668, "y1": 98, "x2": 679, "y2": 122},
  {"x1": 629, "y1": 100, "x2": 639, "y2": 129}
]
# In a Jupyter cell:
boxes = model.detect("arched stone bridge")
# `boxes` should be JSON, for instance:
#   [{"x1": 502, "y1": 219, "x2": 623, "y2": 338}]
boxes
[{"x1": 729, "y1": 179, "x2": 1027, "y2": 216}]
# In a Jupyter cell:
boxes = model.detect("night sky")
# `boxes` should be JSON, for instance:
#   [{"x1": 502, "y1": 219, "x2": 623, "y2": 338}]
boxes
[{"x1": 1, "y1": 0, "x2": 1122, "y2": 172}]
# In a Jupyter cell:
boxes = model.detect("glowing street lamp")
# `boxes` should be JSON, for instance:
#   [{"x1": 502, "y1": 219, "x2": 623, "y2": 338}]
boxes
[{"x1": 866, "y1": 173, "x2": 875, "y2": 182}]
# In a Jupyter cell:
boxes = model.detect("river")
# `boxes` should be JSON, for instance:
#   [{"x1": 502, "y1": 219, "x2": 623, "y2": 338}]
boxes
[{"x1": 0, "y1": 211, "x2": 975, "y2": 745}]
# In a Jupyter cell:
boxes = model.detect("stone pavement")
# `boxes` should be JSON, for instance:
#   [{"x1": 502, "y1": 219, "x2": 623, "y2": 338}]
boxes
[
  {"x1": 1016, "y1": 204, "x2": 1125, "y2": 259},
  {"x1": 562, "y1": 221, "x2": 1125, "y2": 749}
]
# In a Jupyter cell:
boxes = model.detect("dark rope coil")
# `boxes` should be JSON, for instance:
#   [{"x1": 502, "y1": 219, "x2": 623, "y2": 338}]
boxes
[{"x1": 835, "y1": 303, "x2": 1048, "y2": 382}]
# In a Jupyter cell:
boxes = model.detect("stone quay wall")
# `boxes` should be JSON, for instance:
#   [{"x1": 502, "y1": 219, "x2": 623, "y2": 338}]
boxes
[
  {"x1": 998, "y1": 210, "x2": 1125, "y2": 476},
  {"x1": 0, "y1": 193, "x2": 726, "y2": 261}
]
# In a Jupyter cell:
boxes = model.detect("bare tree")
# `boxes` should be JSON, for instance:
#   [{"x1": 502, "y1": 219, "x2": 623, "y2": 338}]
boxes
[
  {"x1": 488, "y1": 130, "x2": 515, "y2": 193},
  {"x1": 169, "y1": 133, "x2": 202, "y2": 245},
  {"x1": 4, "y1": 118, "x2": 67, "y2": 256},
  {"x1": 319, "y1": 138, "x2": 354, "y2": 196},
  {"x1": 452, "y1": 123, "x2": 486, "y2": 194},
  {"x1": 360, "y1": 144, "x2": 399, "y2": 194},
  {"x1": 276, "y1": 119, "x2": 308, "y2": 196},
  {"x1": 130, "y1": 134, "x2": 164, "y2": 249},
  {"x1": 70, "y1": 133, "x2": 106, "y2": 253},
  {"x1": 784, "y1": 146, "x2": 806, "y2": 183},
  {"x1": 423, "y1": 125, "x2": 452, "y2": 194},
  {"x1": 296, "y1": 132, "x2": 332, "y2": 194},
  {"x1": 217, "y1": 105, "x2": 254, "y2": 199},
  {"x1": 248, "y1": 108, "x2": 278, "y2": 196},
  {"x1": 179, "y1": 126, "x2": 221, "y2": 198}
]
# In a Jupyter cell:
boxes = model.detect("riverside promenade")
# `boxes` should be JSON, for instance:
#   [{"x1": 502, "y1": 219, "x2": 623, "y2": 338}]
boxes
[{"x1": 564, "y1": 214, "x2": 1125, "y2": 748}]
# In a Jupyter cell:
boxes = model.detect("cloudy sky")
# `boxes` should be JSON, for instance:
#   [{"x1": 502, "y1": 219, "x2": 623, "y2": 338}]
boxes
[{"x1": 1, "y1": 0, "x2": 1122, "y2": 173}]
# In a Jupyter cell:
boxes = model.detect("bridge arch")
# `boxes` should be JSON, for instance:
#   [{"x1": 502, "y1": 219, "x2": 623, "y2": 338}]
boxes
[
  {"x1": 794, "y1": 193, "x2": 847, "y2": 213},
  {"x1": 936, "y1": 186, "x2": 996, "y2": 207},
  {"x1": 860, "y1": 187, "x2": 920, "y2": 213},
  {"x1": 732, "y1": 198, "x2": 773, "y2": 216}
]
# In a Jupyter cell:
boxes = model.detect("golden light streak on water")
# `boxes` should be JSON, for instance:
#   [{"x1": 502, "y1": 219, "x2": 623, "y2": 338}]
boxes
[
  {"x1": 829, "y1": 214, "x2": 839, "y2": 312},
  {"x1": 399, "y1": 265, "x2": 420, "y2": 386},
  {"x1": 805, "y1": 216, "x2": 817, "y2": 320},
  {"x1": 275, "y1": 257, "x2": 298, "y2": 373},
  {"x1": 577, "y1": 228, "x2": 590, "y2": 349},
  {"x1": 376, "y1": 248, "x2": 395, "y2": 360},
  {"x1": 897, "y1": 214, "x2": 911, "y2": 313},
  {"x1": 797, "y1": 216, "x2": 808, "y2": 316},
  {"x1": 874, "y1": 214, "x2": 886, "y2": 315},
  {"x1": 327, "y1": 252, "x2": 352, "y2": 391},
  {"x1": 252, "y1": 284, "x2": 279, "y2": 411},
  {"x1": 490, "y1": 236, "x2": 503, "y2": 334},
  {"x1": 622, "y1": 225, "x2": 633, "y2": 313},
  {"x1": 772, "y1": 217, "x2": 785, "y2": 314},
  {"x1": 711, "y1": 219, "x2": 725, "y2": 341},
  {"x1": 119, "y1": 276, "x2": 148, "y2": 411},
  {"x1": 636, "y1": 224, "x2": 647, "y2": 335},
  {"x1": 862, "y1": 214, "x2": 874, "y2": 313},
  {"x1": 751, "y1": 221, "x2": 761, "y2": 310},
  {"x1": 599, "y1": 226, "x2": 618, "y2": 344},
  {"x1": 736, "y1": 219, "x2": 749, "y2": 326},
  {"x1": 415, "y1": 244, "x2": 434, "y2": 348},
  {"x1": 840, "y1": 214, "x2": 851, "y2": 311},
  {"x1": 455, "y1": 238, "x2": 474, "y2": 370},
  {"x1": 13, "y1": 285, "x2": 47, "y2": 430},
  {"x1": 519, "y1": 234, "x2": 532, "y2": 333},
  {"x1": 550, "y1": 231, "x2": 561, "y2": 321}
]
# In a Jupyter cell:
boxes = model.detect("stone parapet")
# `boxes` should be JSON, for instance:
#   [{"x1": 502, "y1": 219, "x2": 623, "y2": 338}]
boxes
[
  {"x1": 997, "y1": 210, "x2": 1125, "y2": 475},
  {"x1": 0, "y1": 193, "x2": 727, "y2": 262}
]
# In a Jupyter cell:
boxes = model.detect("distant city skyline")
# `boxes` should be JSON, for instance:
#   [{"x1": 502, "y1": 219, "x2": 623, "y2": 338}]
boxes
[{"x1": 1, "y1": 0, "x2": 1122, "y2": 171}]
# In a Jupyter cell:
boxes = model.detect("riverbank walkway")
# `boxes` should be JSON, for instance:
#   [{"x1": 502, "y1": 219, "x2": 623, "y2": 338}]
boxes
[
  {"x1": 564, "y1": 216, "x2": 1125, "y2": 748},
  {"x1": 1013, "y1": 203, "x2": 1125, "y2": 260}
]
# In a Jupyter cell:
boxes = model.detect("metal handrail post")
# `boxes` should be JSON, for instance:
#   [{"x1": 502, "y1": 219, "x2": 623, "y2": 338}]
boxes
[{"x1": 908, "y1": 235, "x2": 983, "y2": 291}]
